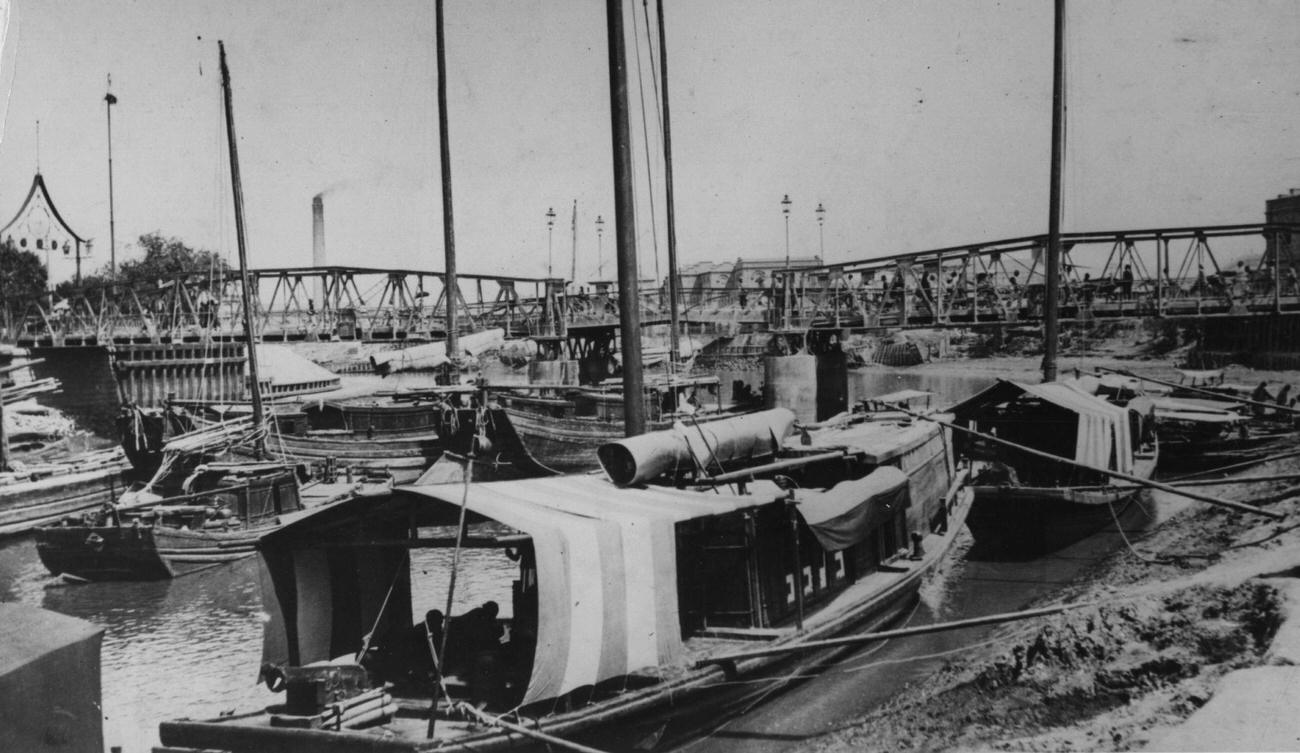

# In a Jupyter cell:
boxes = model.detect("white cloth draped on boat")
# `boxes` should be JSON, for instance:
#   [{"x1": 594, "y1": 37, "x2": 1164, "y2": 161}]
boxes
[
  {"x1": 1015, "y1": 381, "x2": 1134, "y2": 475},
  {"x1": 792, "y1": 466, "x2": 910, "y2": 551},
  {"x1": 401, "y1": 476, "x2": 779, "y2": 706}
]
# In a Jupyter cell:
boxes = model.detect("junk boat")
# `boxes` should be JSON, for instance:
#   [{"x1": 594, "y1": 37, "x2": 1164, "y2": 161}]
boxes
[
  {"x1": 154, "y1": 407, "x2": 971, "y2": 752},
  {"x1": 492, "y1": 374, "x2": 746, "y2": 474},
  {"x1": 33, "y1": 416, "x2": 387, "y2": 581},
  {"x1": 0, "y1": 446, "x2": 131, "y2": 538},
  {"x1": 0, "y1": 370, "x2": 132, "y2": 537},
  {"x1": 950, "y1": 379, "x2": 1158, "y2": 557},
  {"x1": 263, "y1": 390, "x2": 470, "y2": 484}
]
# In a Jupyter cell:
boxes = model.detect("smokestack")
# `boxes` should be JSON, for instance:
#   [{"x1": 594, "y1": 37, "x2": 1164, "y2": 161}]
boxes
[{"x1": 312, "y1": 194, "x2": 325, "y2": 306}]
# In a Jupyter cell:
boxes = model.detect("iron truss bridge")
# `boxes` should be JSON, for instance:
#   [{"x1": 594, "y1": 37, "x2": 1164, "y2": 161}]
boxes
[{"x1": 4, "y1": 222, "x2": 1299, "y2": 347}]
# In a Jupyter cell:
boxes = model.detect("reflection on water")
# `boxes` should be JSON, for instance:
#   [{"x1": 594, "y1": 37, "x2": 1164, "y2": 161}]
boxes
[
  {"x1": 0, "y1": 535, "x2": 512, "y2": 752},
  {"x1": 0, "y1": 537, "x2": 272, "y2": 752},
  {"x1": 0, "y1": 362, "x2": 1000, "y2": 751}
]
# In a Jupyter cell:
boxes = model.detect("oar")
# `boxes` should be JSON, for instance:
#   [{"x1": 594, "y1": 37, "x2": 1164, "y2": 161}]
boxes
[
  {"x1": 1065, "y1": 472, "x2": 1300, "y2": 492},
  {"x1": 698, "y1": 602, "x2": 1096, "y2": 667},
  {"x1": 898, "y1": 408, "x2": 1284, "y2": 520},
  {"x1": 1167, "y1": 448, "x2": 1300, "y2": 482},
  {"x1": 456, "y1": 703, "x2": 611, "y2": 753}
]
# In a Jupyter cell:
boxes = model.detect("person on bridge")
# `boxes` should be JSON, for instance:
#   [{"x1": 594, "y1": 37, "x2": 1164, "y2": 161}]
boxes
[{"x1": 1121, "y1": 265, "x2": 1135, "y2": 301}]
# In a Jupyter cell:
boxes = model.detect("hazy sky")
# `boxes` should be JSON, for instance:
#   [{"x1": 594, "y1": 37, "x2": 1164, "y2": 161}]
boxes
[{"x1": 1, "y1": 0, "x2": 1297, "y2": 283}]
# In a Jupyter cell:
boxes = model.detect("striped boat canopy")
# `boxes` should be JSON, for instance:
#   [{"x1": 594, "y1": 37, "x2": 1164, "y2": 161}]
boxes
[{"x1": 259, "y1": 475, "x2": 784, "y2": 708}]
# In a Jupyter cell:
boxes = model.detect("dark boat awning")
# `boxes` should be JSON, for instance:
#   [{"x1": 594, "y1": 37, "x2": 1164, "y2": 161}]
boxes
[
  {"x1": 792, "y1": 466, "x2": 910, "y2": 551},
  {"x1": 950, "y1": 379, "x2": 1134, "y2": 474}
]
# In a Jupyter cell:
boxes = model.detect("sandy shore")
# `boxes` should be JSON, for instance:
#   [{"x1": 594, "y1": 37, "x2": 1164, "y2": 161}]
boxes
[{"x1": 798, "y1": 352, "x2": 1300, "y2": 752}]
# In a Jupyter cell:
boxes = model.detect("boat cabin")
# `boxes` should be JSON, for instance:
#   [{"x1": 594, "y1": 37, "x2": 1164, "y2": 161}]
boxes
[
  {"x1": 252, "y1": 463, "x2": 941, "y2": 724},
  {"x1": 949, "y1": 379, "x2": 1151, "y2": 486}
]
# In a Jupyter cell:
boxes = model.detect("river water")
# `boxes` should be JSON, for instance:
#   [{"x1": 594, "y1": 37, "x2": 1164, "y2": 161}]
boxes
[{"x1": 0, "y1": 366, "x2": 1028, "y2": 751}]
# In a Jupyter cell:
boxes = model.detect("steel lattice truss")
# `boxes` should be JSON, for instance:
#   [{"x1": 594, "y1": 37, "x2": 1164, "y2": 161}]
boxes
[{"x1": 5, "y1": 222, "x2": 1299, "y2": 347}]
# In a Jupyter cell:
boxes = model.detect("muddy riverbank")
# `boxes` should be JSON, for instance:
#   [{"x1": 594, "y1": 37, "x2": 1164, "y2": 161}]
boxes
[{"x1": 802, "y1": 438, "x2": 1300, "y2": 752}]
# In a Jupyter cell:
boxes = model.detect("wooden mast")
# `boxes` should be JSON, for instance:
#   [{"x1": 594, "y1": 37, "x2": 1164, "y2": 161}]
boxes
[
  {"x1": 0, "y1": 386, "x2": 8, "y2": 472},
  {"x1": 436, "y1": 0, "x2": 459, "y2": 361},
  {"x1": 656, "y1": 0, "x2": 681, "y2": 366},
  {"x1": 607, "y1": 0, "x2": 646, "y2": 436},
  {"x1": 1042, "y1": 0, "x2": 1065, "y2": 383},
  {"x1": 219, "y1": 42, "x2": 265, "y2": 455}
]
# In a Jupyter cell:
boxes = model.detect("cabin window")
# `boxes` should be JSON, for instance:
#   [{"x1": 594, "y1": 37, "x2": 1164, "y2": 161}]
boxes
[{"x1": 36, "y1": 238, "x2": 43, "y2": 249}]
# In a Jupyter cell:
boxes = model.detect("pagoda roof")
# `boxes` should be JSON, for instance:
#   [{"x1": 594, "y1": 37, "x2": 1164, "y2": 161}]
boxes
[{"x1": 1, "y1": 173, "x2": 87, "y2": 245}]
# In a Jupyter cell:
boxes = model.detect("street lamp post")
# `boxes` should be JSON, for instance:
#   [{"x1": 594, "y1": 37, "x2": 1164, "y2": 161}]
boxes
[
  {"x1": 105, "y1": 76, "x2": 118, "y2": 280},
  {"x1": 781, "y1": 194, "x2": 792, "y2": 327},
  {"x1": 595, "y1": 214, "x2": 605, "y2": 279},
  {"x1": 816, "y1": 202, "x2": 826, "y2": 258},
  {"x1": 546, "y1": 206, "x2": 556, "y2": 278}
]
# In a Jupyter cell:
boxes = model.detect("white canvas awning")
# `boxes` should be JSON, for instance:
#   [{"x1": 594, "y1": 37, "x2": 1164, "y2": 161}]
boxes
[{"x1": 400, "y1": 476, "x2": 774, "y2": 706}]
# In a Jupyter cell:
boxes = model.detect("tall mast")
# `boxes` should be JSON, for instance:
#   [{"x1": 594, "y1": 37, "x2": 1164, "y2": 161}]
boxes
[
  {"x1": 1042, "y1": 0, "x2": 1065, "y2": 383},
  {"x1": 656, "y1": 0, "x2": 681, "y2": 366},
  {"x1": 436, "y1": 0, "x2": 459, "y2": 359},
  {"x1": 607, "y1": 0, "x2": 646, "y2": 436},
  {"x1": 219, "y1": 42, "x2": 265, "y2": 452},
  {"x1": 104, "y1": 76, "x2": 118, "y2": 280}
]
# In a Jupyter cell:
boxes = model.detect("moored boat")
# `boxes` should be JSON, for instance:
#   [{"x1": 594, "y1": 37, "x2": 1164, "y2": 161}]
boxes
[
  {"x1": 154, "y1": 407, "x2": 970, "y2": 752},
  {"x1": 35, "y1": 460, "x2": 308, "y2": 580},
  {"x1": 950, "y1": 379, "x2": 1158, "y2": 557},
  {"x1": 0, "y1": 447, "x2": 131, "y2": 537},
  {"x1": 493, "y1": 375, "x2": 745, "y2": 474}
]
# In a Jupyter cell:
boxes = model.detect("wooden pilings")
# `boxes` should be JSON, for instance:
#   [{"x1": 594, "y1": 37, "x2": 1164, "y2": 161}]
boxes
[{"x1": 111, "y1": 342, "x2": 246, "y2": 407}]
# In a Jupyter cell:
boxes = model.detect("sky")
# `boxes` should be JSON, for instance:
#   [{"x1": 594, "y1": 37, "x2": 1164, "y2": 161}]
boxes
[{"x1": 0, "y1": 0, "x2": 1297, "y2": 285}]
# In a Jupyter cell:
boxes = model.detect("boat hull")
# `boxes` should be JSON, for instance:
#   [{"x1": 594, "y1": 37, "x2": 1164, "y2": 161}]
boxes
[
  {"x1": 265, "y1": 433, "x2": 441, "y2": 483},
  {"x1": 35, "y1": 523, "x2": 260, "y2": 581},
  {"x1": 0, "y1": 465, "x2": 130, "y2": 537},
  {"x1": 157, "y1": 473, "x2": 974, "y2": 753},
  {"x1": 966, "y1": 453, "x2": 1157, "y2": 558}
]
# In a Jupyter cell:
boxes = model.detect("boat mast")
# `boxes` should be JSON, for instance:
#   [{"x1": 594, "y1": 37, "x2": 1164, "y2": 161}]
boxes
[
  {"x1": 1042, "y1": 0, "x2": 1065, "y2": 383},
  {"x1": 607, "y1": 0, "x2": 646, "y2": 436},
  {"x1": 219, "y1": 42, "x2": 265, "y2": 454},
  {"x1": 436, "y1": 0, "x2": 459, "y2": 361},
  {"x1": 656, "y1": 0, "x2": 681, "y2": 367}
]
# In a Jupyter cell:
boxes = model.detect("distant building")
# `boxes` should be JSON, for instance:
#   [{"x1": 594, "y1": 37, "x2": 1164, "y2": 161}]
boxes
[
  {"x1": 1264, "y1": 188, "x2": 1300, "y2": 268},
  {"x1": 1, "y1": 173, "x2": 92, "y2": 286},
  {"x1": 675, "y1": 255, "x2": 824, "y2": 305}
]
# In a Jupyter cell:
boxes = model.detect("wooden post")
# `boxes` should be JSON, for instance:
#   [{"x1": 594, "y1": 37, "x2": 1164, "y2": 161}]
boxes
[
  {"x1": 219, "y1": 42, "x2": 265, "y2": 457},
  {"x1": 606, "y1": 0, "x2": 645, "y2": 436},
  {"x1": 0, "y1": 390, "x2": 9, "y2": 472},
  {"x1": 656, "y1": 0, "x2": 679, "y2": 362},
  {"x1": 435, "y1": 0, "x2": 459, "y2": 374},
  {"x1": 788, "y1": 498, "x2": 805, "y2": 631},
  {"x1": 1042, "y1": 0, "x2": 1065, "y2": 382}
]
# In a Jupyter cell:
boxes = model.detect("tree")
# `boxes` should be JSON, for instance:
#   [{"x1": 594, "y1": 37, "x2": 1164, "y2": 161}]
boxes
[
  {"x1": 0, "y1": 240, "x2": 48, "y2": 310},
  {"x1": 61, "y1": 232, "x2": 232, "y2": 296}
]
